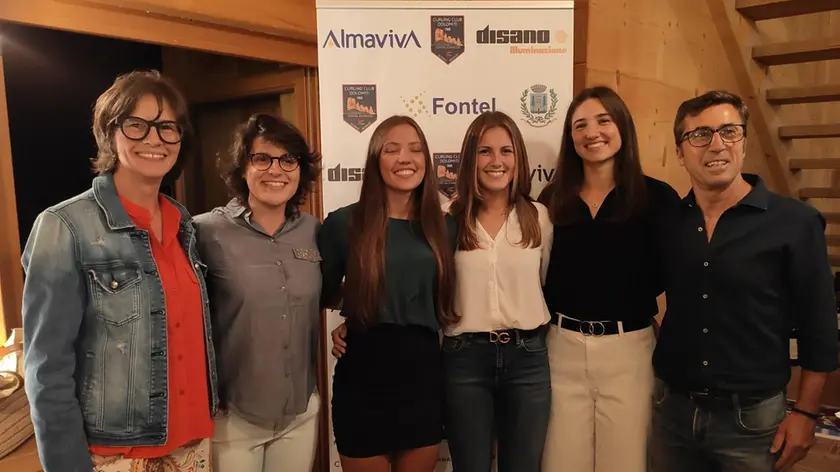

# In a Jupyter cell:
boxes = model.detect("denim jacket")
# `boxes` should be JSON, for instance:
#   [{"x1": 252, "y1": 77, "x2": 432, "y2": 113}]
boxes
[{"x1": 21, "y1": 173, "x2": 219, "y2": 472}]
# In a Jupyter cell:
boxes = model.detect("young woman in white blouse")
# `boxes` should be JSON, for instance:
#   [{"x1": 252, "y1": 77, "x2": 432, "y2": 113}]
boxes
[
  {"x1": 442, "y1": 110, "x2": 553, "y2": 472},
  {"x1": 331, "y1": 111, "x2": 552, "y2": 472}
]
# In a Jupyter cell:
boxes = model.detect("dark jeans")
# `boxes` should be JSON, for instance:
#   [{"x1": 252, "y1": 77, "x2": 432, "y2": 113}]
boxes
[
  {"x1": 650, "y1": 377, "x2": 786, "y2": 472},
  {"x1": 442, "y1": 328, "x2": 551, "y2": 472}
]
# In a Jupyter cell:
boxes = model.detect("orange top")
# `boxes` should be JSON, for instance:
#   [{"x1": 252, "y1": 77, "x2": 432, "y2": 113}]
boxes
[{"x1": 89, "y1": 195, "x2": 214, "y2": 458}]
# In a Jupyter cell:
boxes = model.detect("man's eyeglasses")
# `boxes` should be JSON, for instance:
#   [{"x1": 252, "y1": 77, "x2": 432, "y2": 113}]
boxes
[
  {"x1": 118, "y1": 116, "x2": 183, "y2": 145},
  {"x1": 680, "y1": 124, "x2": 746, "y2": 148},
  {"x1": 249, "y1": 153, "x2": 299, "y2": 172}
]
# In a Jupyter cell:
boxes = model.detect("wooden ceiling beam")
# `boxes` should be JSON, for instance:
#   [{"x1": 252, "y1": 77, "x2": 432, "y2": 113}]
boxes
[
  {"x1": 0, "y1": 0, "x2": 317, "y2": 66},
  {"x1": 66, "y1": 0, "x2": 318, "y2": 43},
  {"x1": 736, "y1": 0, "x2": 840, "y2": 21}
]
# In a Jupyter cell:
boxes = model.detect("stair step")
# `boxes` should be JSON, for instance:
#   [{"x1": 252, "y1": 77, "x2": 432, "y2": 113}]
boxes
[
  {"x1": 827, "y1": 235, "x2": 840, "y2": 246},
  {"x1": 753, "y1": 37, "x2": 840, "y2": 65},
  {"x1": 737, "y1": 0, "x2": 840, "y2": 21},
  {"x1": 779, "y1": 124, "x2": 840, "y2": 139},
  {"x1": 800, "y1": 187, "x2": 840, "y2": 198},
  {"x1": 766, "y1": 84, "x2": 840, "y2": 105},
  {"x1": 789, "y1": 158, "x2": 840, "y2": 169},
  {"x1": 831, "y1": 255, "x2": 840, "y2": 266},
  {"x1": 824, "y1": 212, "x2": 840, "y2": 223}
]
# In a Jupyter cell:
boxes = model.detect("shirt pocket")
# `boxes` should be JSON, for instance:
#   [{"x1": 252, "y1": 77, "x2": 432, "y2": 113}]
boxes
[{"x1": 87, "y1": 266, "x2": 143, "y2": 326}]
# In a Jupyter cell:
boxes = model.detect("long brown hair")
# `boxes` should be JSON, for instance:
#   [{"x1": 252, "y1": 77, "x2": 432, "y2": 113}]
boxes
[
  {"x1": 450, "y1": 111, "x2": 541, "y2": 250},
  {"x1": 344, "y1": 115, "x2": 458, "y2": 327},
  {"x1": 538, "y1": 86, "x2": 647, "y2": 225}
]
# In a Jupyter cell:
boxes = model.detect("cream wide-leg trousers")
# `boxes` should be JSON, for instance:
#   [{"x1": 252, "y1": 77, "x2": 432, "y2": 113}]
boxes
[
  {"x1": 212, "y1": 393, "x2": 320, "y2": 472},
  {"x1": 542, "y1": 317, "x2": 655, "y2": 472}
]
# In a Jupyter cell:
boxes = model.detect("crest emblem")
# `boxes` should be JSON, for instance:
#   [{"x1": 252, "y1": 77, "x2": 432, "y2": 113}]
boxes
[
  {"x1": 434, "y1": 153, "x2": 461, "y2": 199},
  {"x1": 520, "y1": 84, "x2": 559, "y2": 128},
  {"x1": 430, "y1": 16, "x2": 465, "y2": 64},
  {"x1": 342, "y1": 84, "x2": 378, "y2": 133}
]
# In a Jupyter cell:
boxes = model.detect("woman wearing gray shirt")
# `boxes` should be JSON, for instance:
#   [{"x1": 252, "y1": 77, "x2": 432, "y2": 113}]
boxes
[{"x1": 193, "y1": 113, "x2": 322, "y2": 472}]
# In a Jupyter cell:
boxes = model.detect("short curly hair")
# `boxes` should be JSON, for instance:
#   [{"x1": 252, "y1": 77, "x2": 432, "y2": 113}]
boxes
[
  {"x1": 91, "y1": 70, "x2": 194, "y2": 184},
  {"x1": 220, "y1": 113, "x2": 321, "y2": 218}
]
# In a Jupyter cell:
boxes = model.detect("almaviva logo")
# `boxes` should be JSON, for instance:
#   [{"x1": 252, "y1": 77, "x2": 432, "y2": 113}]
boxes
[{"x1": 322, "y1": 29, "x2": 422, "y2": 49}]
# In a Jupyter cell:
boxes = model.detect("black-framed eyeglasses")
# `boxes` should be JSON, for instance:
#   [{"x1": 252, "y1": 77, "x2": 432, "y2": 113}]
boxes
[
  {"x1": 681, "y1": 124, "x2": 746, "y2": 148},
  {"x1": 118, "y1": 116, "x2": 183, "y2": 144},
  {"x1": 249, "y1": 153, "x2": 299, "y2": 172}
]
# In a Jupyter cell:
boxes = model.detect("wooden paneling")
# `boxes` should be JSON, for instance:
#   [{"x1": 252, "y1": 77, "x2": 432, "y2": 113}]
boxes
[
  {"x1": 68, "y1": 0, "x2": 317, "y2": 43},
  {"x1": 753, "y1": 7, "x2": 840, "y2": 264},
  {"x1": 766, "y1": 84, "x2": 840, "y2": 105},
  {"x1": 736, "y1": 0, "x2": 840, "y2": 21},
  {"x1": 753, "y1": 36, "x2": 840, "y2": 65},
  {"x1": 706, "y1": 0, "x2": 797, "y2": 197},
  {"x1": 800, "y1": 187, "x2": 840, "y2": 198},
  {"x1": 823, "y1": 212, "x2": 840, "y2": 223},
  {"x1": 573, "y1": 0, "x2": 589, "y2": 94},
  {"x1": 585, "y1": 0, "x2": 777, "y2": 196},
  {"x1": 779, "y1": 123, "x2": 840, "y2": 139},
  {"x1": 789, "y1": 158, "x2": 840, "y2": 169},
  {"x1": 0, "y1": 0, "x2": 317, "y2": 66},
  {"x1": 0, "y1": 50, "x2": 23, "y2": 342}
]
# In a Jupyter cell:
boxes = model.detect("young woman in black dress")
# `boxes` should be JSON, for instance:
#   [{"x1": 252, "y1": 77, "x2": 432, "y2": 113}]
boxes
[{"x1": 318, "y1": 115, "x2": 458, "y2": 472}]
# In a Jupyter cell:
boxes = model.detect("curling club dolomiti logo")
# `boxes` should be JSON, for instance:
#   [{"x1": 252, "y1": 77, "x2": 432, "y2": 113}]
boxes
[
  {"x1": 431, "y1": 16, "x2": 465, "y2": 64},
  {"x1": 342, "y1": 84, "x2": 378, "y2": 133},
  {"x1": 434, "y1": 153, "x2": 461, "y2": 199},
  {"x1": 520, "y1": 84, "x2": 559, "y2": 128}
]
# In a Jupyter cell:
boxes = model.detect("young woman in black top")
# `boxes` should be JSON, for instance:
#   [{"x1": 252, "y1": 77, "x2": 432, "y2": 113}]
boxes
[
  {"x1": 318, "y1": 115, "x2": 458, "y2": 472},
  {"x1": 538, "y1": 86, "x2": 681, "y2": 472}
]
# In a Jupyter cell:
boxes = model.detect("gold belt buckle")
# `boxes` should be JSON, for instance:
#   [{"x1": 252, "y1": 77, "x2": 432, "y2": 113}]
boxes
[{"x1": 489, "y1": 331, "x2": 511, "y2": 343}]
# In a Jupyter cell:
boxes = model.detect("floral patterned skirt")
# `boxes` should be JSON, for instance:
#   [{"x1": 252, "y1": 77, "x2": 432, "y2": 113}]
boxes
[{"x1": 91, "y1": 438, "x2": 211, "y2": 472}]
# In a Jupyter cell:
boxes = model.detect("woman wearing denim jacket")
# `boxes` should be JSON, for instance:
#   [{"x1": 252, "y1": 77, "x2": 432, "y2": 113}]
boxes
[{"x1": 20, "y1": 70, "x2": 219, "y2": 472}]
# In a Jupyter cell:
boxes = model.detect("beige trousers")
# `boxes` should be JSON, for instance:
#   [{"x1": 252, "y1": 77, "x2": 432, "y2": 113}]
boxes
[
  {"x1": 212, "y1": 393, "x2": 320, "y2": 472},
  {"x1": 542, "y1": 318, "x2": 655, "y2": 472}
]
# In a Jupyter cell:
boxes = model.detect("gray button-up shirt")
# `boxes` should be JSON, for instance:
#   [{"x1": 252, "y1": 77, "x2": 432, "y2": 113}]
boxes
[{"x1": 194, "y1": 199, "x2": 322, "y2": 430}]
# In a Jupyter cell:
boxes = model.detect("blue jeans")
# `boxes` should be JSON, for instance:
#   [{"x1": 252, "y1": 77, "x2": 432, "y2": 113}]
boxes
[
  {"x1": 442, "y1": 328, "x2": 551, "y2": 472},
  {"x1": 650, "y1": 377, "x2": 786, "y2": 472}
]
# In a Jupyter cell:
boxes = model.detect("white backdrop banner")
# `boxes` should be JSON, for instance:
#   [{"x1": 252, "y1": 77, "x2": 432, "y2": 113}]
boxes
[{"x1": 315, "y1": 1, "x2": 575, "y2": 470}]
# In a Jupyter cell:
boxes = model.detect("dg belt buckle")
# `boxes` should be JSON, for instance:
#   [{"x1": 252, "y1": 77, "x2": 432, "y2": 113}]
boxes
[
  {"x1": 580, "y1": 320, "x2": 606, "y2": 336},
  {"x1": 489, "y1": 331, "x2": 511, "y2": 344}
]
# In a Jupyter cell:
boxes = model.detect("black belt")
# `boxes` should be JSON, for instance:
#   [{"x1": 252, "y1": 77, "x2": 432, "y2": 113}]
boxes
[
  {"x1": 451, "y1": 324, "x2": 547, "y2": 345},
  {"x1": 551, "y1": 315, "x2": 651, "y2": 336},
  {"x1": 667, "y1": 383, "x2": 781, "y2": 409}
]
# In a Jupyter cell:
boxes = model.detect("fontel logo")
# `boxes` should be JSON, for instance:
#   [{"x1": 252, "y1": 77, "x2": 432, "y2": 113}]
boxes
[
  {"x1": 400, "y1": 91, "x2": 498, "y2": 118},
  {"x1": 322, "y1": 29, "x2": 421, "y2": 49},
  {"x1": 327, "y1": 164, "x2": 365, "y2": 182}
]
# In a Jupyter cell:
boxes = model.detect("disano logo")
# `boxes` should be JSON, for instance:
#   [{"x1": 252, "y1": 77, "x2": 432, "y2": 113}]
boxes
[
  {"x1": 322, "y1": 29, "x2": 421, "y2": 49},
  {"x1": 475, "y1": 25, "x2": 569, "y2": 55}
]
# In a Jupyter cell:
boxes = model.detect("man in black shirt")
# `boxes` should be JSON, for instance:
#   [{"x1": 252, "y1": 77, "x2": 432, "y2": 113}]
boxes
[{"x1": 651, "y1": 90, "x2": 839, "y2": 472}]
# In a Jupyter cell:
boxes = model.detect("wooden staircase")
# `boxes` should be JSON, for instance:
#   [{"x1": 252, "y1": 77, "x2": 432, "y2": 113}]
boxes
[{"x1": 727, "y1": 0, "x2": 840, "y2": 269}]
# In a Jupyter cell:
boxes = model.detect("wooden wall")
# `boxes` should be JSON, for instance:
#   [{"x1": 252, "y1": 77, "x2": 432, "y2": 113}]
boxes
[
  {"x1": 583, "y1": 0, "x2": 774, "y2": 196},
  {"x1": 754, "y1": 9, "x2": 840, "y2": 258}
]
